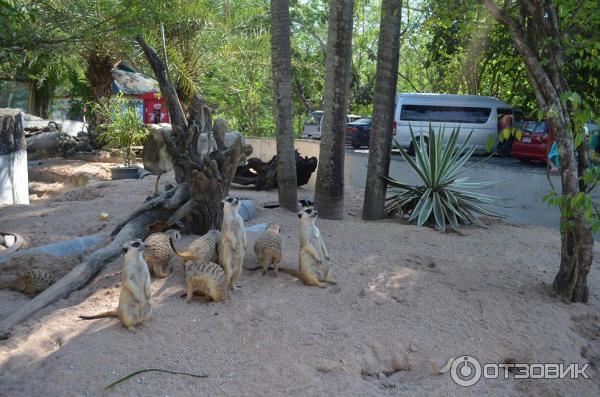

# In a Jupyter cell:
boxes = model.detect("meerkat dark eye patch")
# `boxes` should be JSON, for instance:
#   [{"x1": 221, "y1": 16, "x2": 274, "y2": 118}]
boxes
[
  {"x1": 305, "y1": 208, "x2": 312, "y2": 214},
  {"x1": 121, "y1": 247, "x2": 128, "y2": 254},
  {"x1": 132, "y1": 241, "x2": 141, "y2": 248},
  {"x1": 297, "y1": 213, "x2": 302, "y2": 219},
  {"x1": 226, "y1": 197, "x2": 234, "y2": 203}
]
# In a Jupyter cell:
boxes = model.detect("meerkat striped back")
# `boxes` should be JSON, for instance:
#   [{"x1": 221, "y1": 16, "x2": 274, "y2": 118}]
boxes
[
  {"x1": 254, "y1": 230, "x2": 281, "y2": 257},
  {"x1": 185, "y1": 261, "x2": 225, "y2": 283},
  {"x1": 187, "y1": 230, "x2": 221, "y2": 263},
  {"x1": 21, "y1": 268, "x2": 57, "y2": 296}
]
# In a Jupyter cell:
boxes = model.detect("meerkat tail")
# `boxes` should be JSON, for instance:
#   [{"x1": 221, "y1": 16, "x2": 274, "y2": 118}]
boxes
[
  {"x1": 169, "y1": 236, "x2": 199, "y2": 261},
  {"x1": 154, "y1": 172, "x2": 164, "y2": 194},
  {"x1": 279, "y1": 267, "x2": 326, "y2": 288},
  {"x1": 79, "y1": 310, "x2": 118, "y2": 320},
  {"x1": 153, "y1": 265, "x2": 173, "y2": 279},
  {"x1": 278, "y1": 267, "x2": 304, "y2": 279}
]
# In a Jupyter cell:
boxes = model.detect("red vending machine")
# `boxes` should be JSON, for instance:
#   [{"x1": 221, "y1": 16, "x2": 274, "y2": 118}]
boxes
[{"x1": 142, "y1": 92, "x2": 170, "y2": 124}]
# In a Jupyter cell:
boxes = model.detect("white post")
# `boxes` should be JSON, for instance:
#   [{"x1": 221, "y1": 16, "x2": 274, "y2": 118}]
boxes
[{"x1": 0, "y1": 109, "x2": 29, "y2": 205}]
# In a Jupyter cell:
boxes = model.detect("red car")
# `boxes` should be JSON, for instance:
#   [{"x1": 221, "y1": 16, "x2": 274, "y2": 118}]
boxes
[{"x1": 511, "y1": 120, "x2": 554, "y2": 162}]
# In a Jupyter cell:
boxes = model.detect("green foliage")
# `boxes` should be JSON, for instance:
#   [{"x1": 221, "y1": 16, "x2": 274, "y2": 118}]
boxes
[
  {"x1": 543, "y1": 190, "x2": 600, "y2": 234},
  {"x1": 97, "y1": 94, "x2": 148, "y2": 167},
  {"x1": 384, "y1": 126, "x2": 502, "y2": 232},
  {"x1": 542, "y1": 91, "x2": 600, "y2": 233},
  {"x1": 3, "y1": 0, "x2": 598, "y2": 138}
]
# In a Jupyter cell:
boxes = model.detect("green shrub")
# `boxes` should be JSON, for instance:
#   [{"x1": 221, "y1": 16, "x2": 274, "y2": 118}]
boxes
[
  {"x1": 98, "y1": 94, "x2": 149, "y2": 167},
  {"x1": 384, "y1": 126, "x2": 502, "y2": 231}
]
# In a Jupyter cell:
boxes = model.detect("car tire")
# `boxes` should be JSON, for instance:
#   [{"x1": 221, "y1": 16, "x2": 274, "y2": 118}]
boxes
[{"x1": 408, "y1": 136, "x2": 428, "y2": 156}]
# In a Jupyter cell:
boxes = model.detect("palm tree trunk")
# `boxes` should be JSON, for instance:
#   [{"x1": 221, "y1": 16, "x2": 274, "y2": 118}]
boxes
[
  {"x1": 271, "y1": 0, "x2": 298, "y2": 211},
  {"x1": 362, "y1": 0, "x2": 402, "y2": 220},
  {"x1": 314, "y1": 0, "x2": 355, "y2": 219},
  {"x1": 85, "y1": 51, "x2": 114, "y2": 148}
]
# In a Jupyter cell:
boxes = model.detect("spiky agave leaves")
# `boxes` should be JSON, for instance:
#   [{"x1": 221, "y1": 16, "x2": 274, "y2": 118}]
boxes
[{"x1": 384, "y1": 125, "x2": 502, "y2": 232}]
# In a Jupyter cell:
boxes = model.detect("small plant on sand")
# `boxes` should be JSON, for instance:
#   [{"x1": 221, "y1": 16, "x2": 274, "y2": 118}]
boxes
[
  {"x1": 98, "y1": 94, "x2": 149, "y2": 167},
  {"x1": 384, "y1": 126, "x2": 502, "y2": 231}
]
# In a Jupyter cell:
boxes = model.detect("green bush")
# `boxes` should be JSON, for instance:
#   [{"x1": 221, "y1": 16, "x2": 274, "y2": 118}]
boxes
[
  {"x1": 384, "y1": 126, "x2": 502, "y2": 231},
  {"x1": 98, "y1": 94, "x2": 149, "y2": 167}
]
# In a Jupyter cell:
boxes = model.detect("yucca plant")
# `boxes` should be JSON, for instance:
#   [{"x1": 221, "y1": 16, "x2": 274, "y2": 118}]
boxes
[{"x1": 384, "y1": 126, "x2": 502, "y2": 231}]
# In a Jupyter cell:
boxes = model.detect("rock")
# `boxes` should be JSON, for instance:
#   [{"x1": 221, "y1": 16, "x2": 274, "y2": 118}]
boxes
[
  {"x1": 26, "y1": 130, "x2": 60, "y2": 157},
  {"x1": 143, "y1": 123, "x2": 174, "y2": 174},
  {"x1": 22, "y1": 117, "x2": 91, "y2": 161},
  {"x1": 4, "y1": 235, "x2": 16, "y2": 247},
  {"x1": 60, "y1": 120, "x2": 87, "y2": 137}
]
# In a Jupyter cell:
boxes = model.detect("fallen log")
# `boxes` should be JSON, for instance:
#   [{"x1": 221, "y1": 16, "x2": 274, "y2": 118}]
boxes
[{"x1": 233, "y1": 150, "x2": 317, "y2": 190}]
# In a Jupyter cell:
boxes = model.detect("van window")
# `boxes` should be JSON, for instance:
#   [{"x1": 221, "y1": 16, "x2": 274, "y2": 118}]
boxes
[
  {"x1": 304, "y1": 112, "x2": 322, "y2": 126},
  {"x1": 400, "y1": 105, "x2": 492, "y2": 124}
]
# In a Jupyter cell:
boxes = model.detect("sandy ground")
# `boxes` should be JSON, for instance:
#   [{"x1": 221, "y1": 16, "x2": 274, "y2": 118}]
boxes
[{"x1": 1, "y1": 168, "x2": 600, "y2": 396}]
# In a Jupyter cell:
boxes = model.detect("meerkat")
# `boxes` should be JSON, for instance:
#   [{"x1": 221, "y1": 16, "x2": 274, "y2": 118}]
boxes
[
  {"x1": 143, "y1": 229, "x2": 181, "y2": 278},
  {"x1": 219, "y1": 197, "x2": 247, "y2": 289},
  {"x1": 80, "y1": 239, "x2": 152, "y2": 332},
  {"x1": 253, "y1": 223, "x2": 282, "y2": 276},
  {"x1": 170, "y1": 229, "x2": 221, "y2": 265},
  {"x1": 279, "y1": 207, "x2": 336, "y2": 288},
  {"x1": 182, "y1": 261, "x2": 229, "y2": 303},
  {"x1": 0, "y1": 268, "x2": 57, "y2": 297}
]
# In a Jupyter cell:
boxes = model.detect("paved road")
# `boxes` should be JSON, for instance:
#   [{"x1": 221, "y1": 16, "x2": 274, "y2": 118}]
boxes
[{"x1": 343, "y1": 147, "x2": 564, "y2": 230}]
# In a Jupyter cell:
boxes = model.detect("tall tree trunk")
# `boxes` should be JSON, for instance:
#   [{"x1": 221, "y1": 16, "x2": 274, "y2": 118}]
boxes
[
  {"x1": 85, "y1": 51, "x2": 114, "y2": 148},
  {"x1": 30, "y1": 79, "x2": 52, "y2": 118},
  {"x1": 362, "y1": 0, "x2": 402, "y2": 220},
  {"x1": 314, "y1": 0, "x2": 354, "y2": 219},
  {"x1": 483, "y1": 0, "x2": 593, "y2": 302},
  {"x1": 271, "y1": 0, "x2": 298, "y2": 211}
]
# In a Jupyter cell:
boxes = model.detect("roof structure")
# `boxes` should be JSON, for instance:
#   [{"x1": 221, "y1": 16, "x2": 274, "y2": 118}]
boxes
[{"x1": 111, "y1": 63, "x2": 159, "y2": 96}]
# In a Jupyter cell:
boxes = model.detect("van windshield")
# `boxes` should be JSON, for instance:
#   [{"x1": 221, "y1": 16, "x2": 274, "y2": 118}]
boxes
[
  {"x1": 400, "y1": 105, "x2": 492, "y2": 124},
  {"x1": 304, "y1": 112, "x2": 323, "y2": 125}
]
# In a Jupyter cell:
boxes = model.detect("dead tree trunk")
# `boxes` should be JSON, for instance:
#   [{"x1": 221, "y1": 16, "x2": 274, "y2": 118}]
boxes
[
  {"x1": 136, "y1": 37, "x2": 242, "y2": 233},
  {"x1": 0, "y1": 40, "x2": 242, "y2": 339},
  {"x1": 233, "y1": 150, "x2": 317, "y2": 190}
]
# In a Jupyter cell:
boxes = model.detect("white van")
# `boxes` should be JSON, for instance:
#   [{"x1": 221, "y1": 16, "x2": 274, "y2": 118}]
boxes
[
  {"x1": 393, "y1": 93, "x2": 513, "y2": 154},
  {"x1": 302, "y1": 111, "x2": 362, "y2": 139}
]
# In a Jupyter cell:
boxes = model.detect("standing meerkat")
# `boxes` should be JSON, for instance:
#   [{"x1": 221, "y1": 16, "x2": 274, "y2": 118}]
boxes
[
  {"x1": 183, "y1": 261, "x2": 229, "y2": 303},
  {"x1": 80, "y1": 240, "x2": 152, "y2": 332},
  {"x1": 253, "y1": 223, "x2": 282, "y2": 276},
  {"x1": 169, "y1": 229, "x2": 221, "y2": 264},
  {"x1": 279, "y1": 207, "x2": 336, "y2": 288},
  {"x1": 219, "y1": 197, "x2": 247, "y2": 289},
  {"x1": 143, "y1": 229, "x2": 181, "y2": 278},
  {"x1": 0, "y1": 268, "x2": 57, "y2": 297}
]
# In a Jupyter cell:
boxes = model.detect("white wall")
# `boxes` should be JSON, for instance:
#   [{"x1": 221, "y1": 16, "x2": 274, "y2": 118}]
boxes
[{"x1": 0, "y1": 150, "x2": 29, "y2": 205}]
